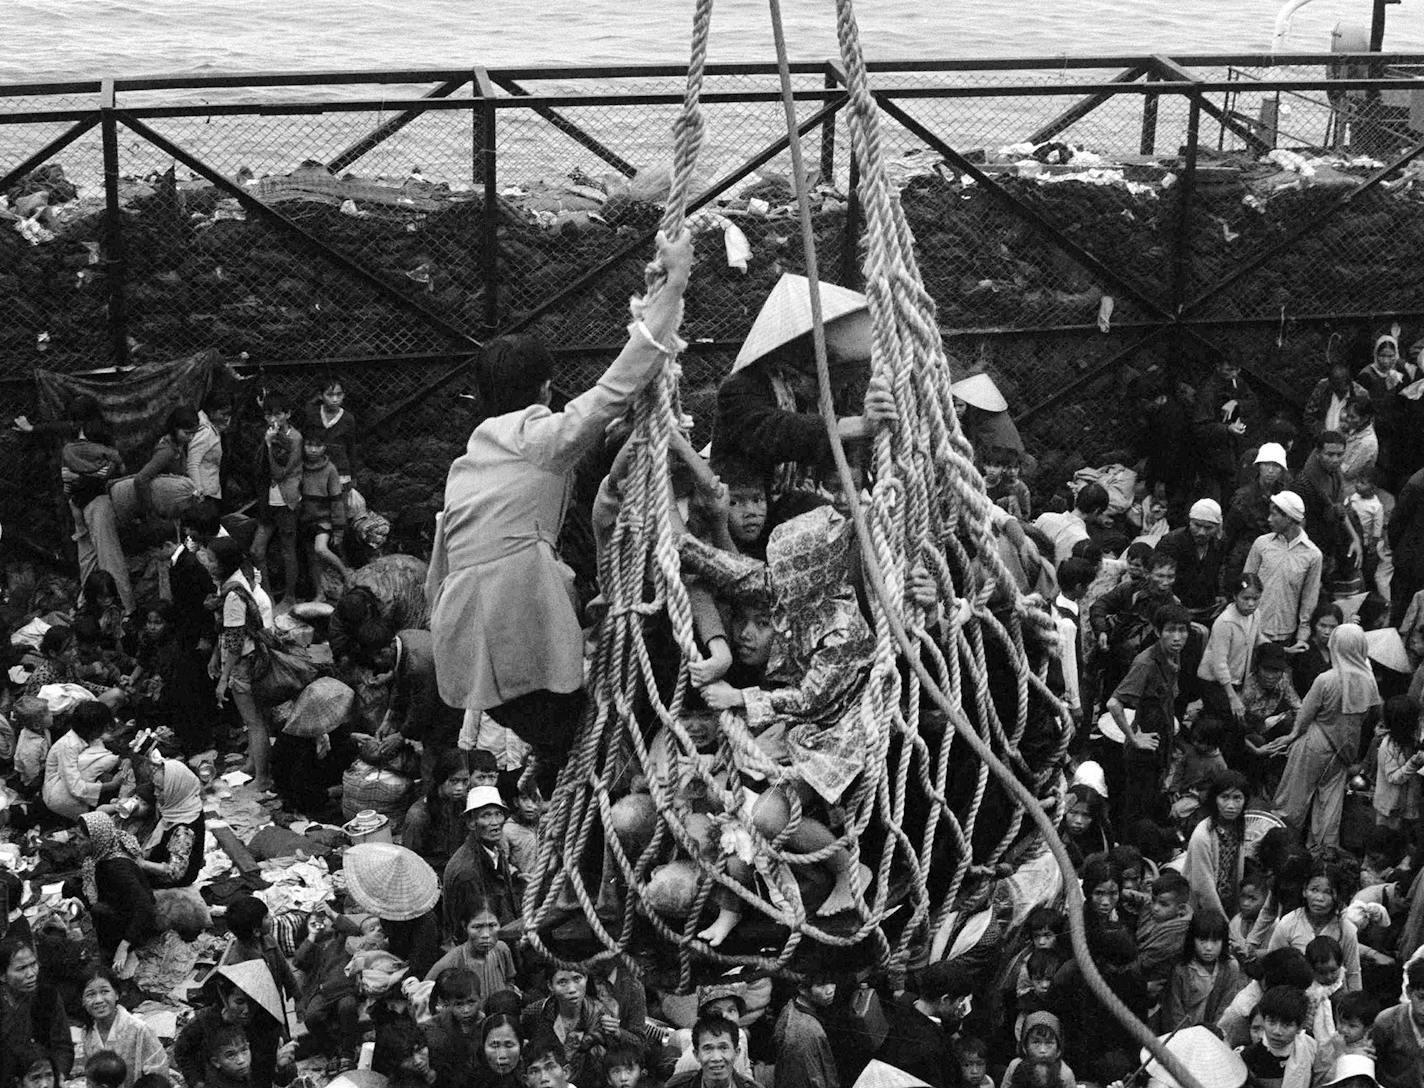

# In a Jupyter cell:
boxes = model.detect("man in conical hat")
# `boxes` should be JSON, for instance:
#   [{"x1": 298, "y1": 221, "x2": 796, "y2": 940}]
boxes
[{"x1": 712, "y1": 273, "x2": 895, "y2": 497}]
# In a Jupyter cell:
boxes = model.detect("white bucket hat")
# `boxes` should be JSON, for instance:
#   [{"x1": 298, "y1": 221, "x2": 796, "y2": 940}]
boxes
[{"x1": 1254, "y1": 442, "x2": 1289, "y2": 468}]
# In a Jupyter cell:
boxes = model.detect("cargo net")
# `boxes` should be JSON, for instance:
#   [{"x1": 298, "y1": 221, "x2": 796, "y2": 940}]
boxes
[{"x1": 520, "y1": 3, "x2": 1206, "y2": 1081}]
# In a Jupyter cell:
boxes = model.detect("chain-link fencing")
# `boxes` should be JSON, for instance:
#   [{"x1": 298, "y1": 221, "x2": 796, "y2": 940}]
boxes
[{"x1": 5, "y1": 55, "x2": 1424, "y2": 561}]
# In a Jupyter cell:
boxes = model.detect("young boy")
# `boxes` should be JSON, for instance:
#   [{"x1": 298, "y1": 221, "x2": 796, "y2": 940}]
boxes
[
  {"x1": 84, "y1": 1051, "x2": 127, "y2": 1088},
  {"x1": 298, "y1": 434, "x2": 350, "y2": 603},
  {"x1": 204, "y1": 1025, "x2": 255, "y2": 1088},
  {"x1": 1107, "y1": 602, "x2": 1192, "y2": 827},
  {"x1": 1239, "y1": 986, "x2": 1316, "y2": 1088},
  {"x1": 424, "y1": 968, "x2": 481, "y2": 1088},
  {"x1": 712, "y1": 458, "x2": 769, "y2": 560},
  {"x1": 984, "y1": 446, "x2": 1032, "y2": 521},
  {"x1": 525, "y1": 1036, "x2": 577, "y2": 1088},
  {"x1": 1001, "y1": 1012, "x2": 1075, "y2": 1088},
  {"x1": 952, "y1": 1036, "x2": 994, "y2": 1088},
  {"x1": 250, "y1": 392, "x2": 302, "y2": 608},
  {"x1": 11, "y1": 696, "x2": 52, "y2": 793},
  {"x1": 1314, "y1": 990, "x2": 1379, "y2": 1078},
  {"x1": 1135, "y1": 870, "x2": 1193, "y2": 997},
  {"x1": 1168, "y1": 716, "x2": 1230, "y2": 797},
  {"x1": 601, "y1": 1043, "x2": 647, "y2": 1088},
  {"x1": 1230, "y1": 864, "x2": 1269, "y2": 965},
  {"x1": 1013, "y1": 950, "x2": 1061, "y2": 1042},
  {"x1": 1305, "y1": 935, "x2": 1346, "y2": 1041}
]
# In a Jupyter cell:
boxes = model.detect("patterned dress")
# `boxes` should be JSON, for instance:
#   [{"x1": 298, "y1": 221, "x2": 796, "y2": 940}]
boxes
[{"x1": 680, "y1": 505, "x2": 875, "y2": 803}]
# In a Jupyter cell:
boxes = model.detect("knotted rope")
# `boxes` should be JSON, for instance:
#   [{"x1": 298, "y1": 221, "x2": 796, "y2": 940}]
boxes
[{"x1": 522, "y1": 11, "x2": 1205, "y2": 1086}]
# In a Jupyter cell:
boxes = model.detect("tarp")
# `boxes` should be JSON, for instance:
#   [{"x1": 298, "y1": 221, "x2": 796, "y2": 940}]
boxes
[{"x1": 35, "y1": 350, "x2": 225, "y2": 462}]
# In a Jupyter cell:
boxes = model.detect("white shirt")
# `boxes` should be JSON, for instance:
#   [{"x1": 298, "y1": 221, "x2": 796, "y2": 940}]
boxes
[{"x1": 1033, "y1": 510, "x2": 1089, "y2": 565}]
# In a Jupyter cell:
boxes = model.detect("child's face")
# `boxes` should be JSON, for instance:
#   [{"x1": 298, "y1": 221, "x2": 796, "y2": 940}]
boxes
[
  {"x1": 1024, "y1": 1029, "x2": 1059, "y2": 1062},
  {"x1": 19, "y1": 1063, "x2": 54, "y2": 1088},
  {"x1": 264, "y1": 410, "x2": 291, "y2": 430},
  {"x1": 1257, "y1": 664, "x2": 1286, "y2": 689},
  {"x1": 1150, "y1": 892, "x2": 1185, "y2": 922},
  {"x1": 1235, "y1": 588, "x2": 1262, "y2": 616},
  {"x1": 1194, "y1": 935, "x2": 1223, "y2": 966},
  {"x1": 1029, "y1": 974, "x2": 1052, "y2": 997},
  {"x1": 517, "y1": 794, "x2": 544, "y2": 824},
  {"x1": 1159, "y1": 622, "x2": 1191, "y2": 656},
  {"x1": 1338, "y1": 1016, "x2": 1367, "y2": 1045},
  {"x1": 1120, "y1": 867, "x2": 1142, "y2": 894},
  {"x1": 1238, "y1": 884, "x2": 1266, "y2": 919},
  {"x1": 525, "y1": 1055, "x2": 571, "y2": 1088},
  {"x1": 959, "y1": 1057, "x2": 987, "y2": 1086},
  {"x1": 732, "y1": 605, "x2": 774, "y2": 670},
  {"x1": 606, "y1": 1063, "x2": 642, "y2": 1088},
  {"x1": 82, "y1": 976, "x2": 118, "y2": 1023},
  {"x1": 466, "y1": 911, "x2": 500, "y2": 955},
  {"x1": 704, "y1": 997, "x2": 740, "y2": 1022},
  {"x1": 24, "y1": 711, "x2": 52, "y2": 736},
  {"x1": 303, "y1": 440, "x2": 327, "y2": 460},
  {"x1": 1148, "y1": 564, "x2": 1177, "y2": 594},
  {"x1": 1031, "y1": 927, "x2": 1057, "y2": 951},
  {"x1": 1312, "y1": 957, "x2": 1342, "y2": 987},
  {"x1": 981, "y1": 463, "x2": 1005, "y2": 487},
  {"x1": 443, "y1": 992, "x2": 481, "y2": 1028},
  {"x1": 213, "y1": 1040, "x2": 252, "y2": 1080},
  {"x1": 1063, "y1": 799, "x2": 1092, "y2": 835},
  {"x1": 143, "y1": 611, "x2": 169, "y2": 640},
  {"x1": 1358, "y1": 480, "x2": 1377, "y2": 499},
  {"x1": 726, "y1": 486, "x2": 767, "y2": 545},
  {"x1": 1125, "y1": 557, "x2": 1148, "y2": 584},
  {"x1": 551, "y1": 969, "x2": 587, "y2": 1007},
  {"x1": 1262, "y1": 1015, "x2": 1300, "y2": 1053},
  {"x1": 321, "y1": 384, "x2": 346, "y2": 410},
  {"x1": 470, "y1": 765, "x2": 500, "y2": 790}
]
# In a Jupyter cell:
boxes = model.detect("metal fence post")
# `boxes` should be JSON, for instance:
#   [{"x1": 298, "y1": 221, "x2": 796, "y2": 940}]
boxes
[
  {"x1": 474, "y1": 68, "x2": 499, "y2": 335},
  {"x1": 1140, "y1": 74, "x2": 1159, "y2": 155},
  {"x1": 1173, "y1": 94, "x2": 1202, "y2": 316},
  {"x1": 840, "y1": 151, "x2": 861, "y2": 288},
  {"x1": 820, "y1": 61, "x2": 837, "y2": 183},
  {"x1": 99, "y1": 77, "x2": 129, "y2": 369}
]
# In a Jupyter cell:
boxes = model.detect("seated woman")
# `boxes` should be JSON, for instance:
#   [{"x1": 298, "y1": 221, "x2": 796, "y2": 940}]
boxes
[
  {"x1": 42, "y1": 701, "x2": 124, "y2": 822},
  {"x1": 681, "y1": 503, "x2": 877, "y2": 943},
  {"x1": 67, "y1": 812, "x2": 158, "y2": 976},
  {"x1": 23, "y1": 627, "x2": 125, "y2": 711},
  {"x1": 133, "y1": 753, "x2": 206, "y2": 888},
  {"x1": 75, "y1": 965, "x2": 169, "y2": 1087},
  {"x1": 0, "y1": 941, "x2": 73, "y2": 1088},
  {"x1": 402, "y1": 751, "x2": 470, "y2": 873}
]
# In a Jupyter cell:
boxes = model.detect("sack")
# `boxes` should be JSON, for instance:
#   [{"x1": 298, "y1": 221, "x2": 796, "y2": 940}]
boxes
[
  {"x1": 341, "y1": 759, "x2": 414, "y2": 822},
  {"x1": 848, "y1": 984, "x2": 889, "y2": 1051},
  {"x1": 252, "y1": 641, "x2": 319, "y2": 704},
  {"x1": 108, "y1": 474, "x2": 199, "y2": 523}
]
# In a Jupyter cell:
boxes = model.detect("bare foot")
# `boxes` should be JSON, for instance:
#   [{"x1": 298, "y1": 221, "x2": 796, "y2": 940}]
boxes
[
  {"x1": 697, "y1": 909, "x2": 740, "y2": 947},
  {"x1": 816, "y1": 863, "x2": 871, "y2": 917}
]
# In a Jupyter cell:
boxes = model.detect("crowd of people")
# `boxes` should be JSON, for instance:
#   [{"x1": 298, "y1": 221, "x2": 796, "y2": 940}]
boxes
[{"x1": 4, "y1": 230, "x2": 1424, "y2": 1088}]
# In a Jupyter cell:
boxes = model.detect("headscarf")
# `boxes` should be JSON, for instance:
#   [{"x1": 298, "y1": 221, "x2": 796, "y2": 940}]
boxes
[
  {"x1": 79, "y1": 811, "x2": 143, "y2": 904},
  {"x1": 1329, "y1": 623, "x2": 1381, "y2": 716},
  {"x1": 1375, "y1": 334, "x2": 1400, "y2": 366},
  {"x1": 144, "y1": 759, "x2": 203, "y2": 851}
]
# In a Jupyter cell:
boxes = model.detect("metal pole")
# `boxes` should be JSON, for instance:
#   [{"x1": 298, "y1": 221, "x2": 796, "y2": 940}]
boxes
[
  {"x1": 99, "y1": 78, "x2": 129, "y2": 369},
  {"x1": 474, "y1": 67, "x2": 499, "y2": 335},
  {"x1": 1173, "y1": 96, "x2": 1202, "y2": 315},
  {"x1": 1139, "y1": 74, "x2": 1159, "y2": 155},
  {"x1": 1371, "y1": 0, "x2": 1390, "y2": 53},
  {"x1": 820, "y1": 61, "x2": 838, "y2": 182},
  {"x1": 840, "y1": 151, "x2": 862, "y2": 288}
]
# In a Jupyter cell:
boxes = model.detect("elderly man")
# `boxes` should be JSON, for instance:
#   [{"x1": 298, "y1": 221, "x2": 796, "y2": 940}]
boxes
[
  {"x1": 1243, "y1": 491, "x2": 1323, "y2": 648},
  {"x1": 1156, "y1": 498, "x2": 1226, "y2": 622}
]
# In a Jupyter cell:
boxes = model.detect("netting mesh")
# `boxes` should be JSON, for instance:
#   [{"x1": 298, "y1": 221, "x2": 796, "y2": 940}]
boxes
[{"x1": 4, "y1": 59, "x2": 1424, "y2": 560}]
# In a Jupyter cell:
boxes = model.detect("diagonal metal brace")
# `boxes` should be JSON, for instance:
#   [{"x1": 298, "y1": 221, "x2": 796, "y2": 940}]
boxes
[
  {"x1": 327, "y1": 76, "x2": 469, "y2": 175},
  {"x1": 493, "y1": 75, "x2": 639, "y2": 177},
  {"x1": 1183, "y1": 132, "x2": 1424, "y2": 316},
  {"x1": 115, "y1": 111, "x2": 482, "y2": 351},
  {"x1": 0, "y1": 115, "x2": 100, "y2": 194},
  {"x1": 863, "y1": 90, "x2": 1173, "y2": 323}
]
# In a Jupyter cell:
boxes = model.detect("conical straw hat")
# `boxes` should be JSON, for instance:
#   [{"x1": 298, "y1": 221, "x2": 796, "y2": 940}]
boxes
[
  {"x1": 852, "y1": 1060, "x2": 932, "y2": 1088},
  {"x1": 1141, "y1": 1026, "x2": 1247, "y2": 1088},
  {"x1": 218, "y1": 960, "x2": 286, "y2": 1026},
  {"x1": 731, "y1": 273, "x2": 868, "y2": 374},
  {"x1": 342, "y1": 843, "x2": 439, "y2": 922},
  {"x1": 951, "y1": 373, "x2": 1008, "y2": 412},
  {"x1": 1366, "y1": 627, "x2": 1411, "y2": 673}
]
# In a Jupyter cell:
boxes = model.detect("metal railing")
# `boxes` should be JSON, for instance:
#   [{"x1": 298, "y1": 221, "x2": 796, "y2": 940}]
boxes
[{"x1": 4, "y1": 53, "x2": 1424, "y2": 556}]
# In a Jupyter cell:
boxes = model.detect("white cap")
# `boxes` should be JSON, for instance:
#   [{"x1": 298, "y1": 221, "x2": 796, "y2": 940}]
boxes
[
  {"x1": 1270, "y1": 490, "x2": 1306, "y2": 523},
  {"x1": 464, "y1": 786, "x2": 508, "y2": 815},
  {"x1": 1254, "y1": 442, "x2": 1288, "y2": 468}
]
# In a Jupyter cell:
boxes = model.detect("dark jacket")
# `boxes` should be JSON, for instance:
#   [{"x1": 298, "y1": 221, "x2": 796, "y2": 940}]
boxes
[
  {"x1": 424, "y1": 1008, "x2": 478, "y2": 1088},
  {"x1": 1389, "y1": 468, "x2": 1424, "y2": 582},
  {"x1": 0, "y1": 984, "x2": 73, "y2": 1088},
  {"x1": 1222, "y1": 477, "x2": 1288, "y2": 587},
  {"x1": 1303, "y1": 378, "x2": 1368, "y2": 441},
  {"x1": 303, "y1": 402, "x2": 361, "y2": 480},
  {"x1": 712, "y1": 364, "x2": 829, "y2": 478},
  {"x1": 442, "y1": 836, "x2": 520, "y2": 937},
  {"x1": 66, "y1": 857, "x2": 159, "y2": 951},
  {"x1": 1155, "y1": 526, "x2": 1225, "y2": 613},
  {"x1": 665, "y1": 1070, "x2": 761, "y2": 1088},
  {"x1": 1371, "y1": 1001, "x2": 1424, "y2": 1088},
  {"x1": 873, "y1": 994, "x2": 954, "y2": 1088},
  {"x1": 1193, "y1": 373, "x2": 1260, "y2": 477}
]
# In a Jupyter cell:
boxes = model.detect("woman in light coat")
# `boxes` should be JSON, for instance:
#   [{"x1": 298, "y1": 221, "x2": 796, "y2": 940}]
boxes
[{"x1": 429, "y1": 231, "x2": 692, "y2": 786}]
